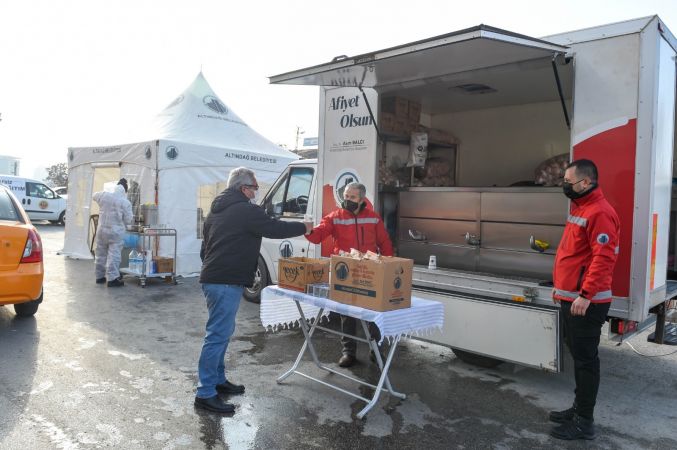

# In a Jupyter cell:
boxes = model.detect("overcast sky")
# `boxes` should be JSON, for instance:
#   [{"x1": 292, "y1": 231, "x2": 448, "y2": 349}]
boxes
[{"x1": 0, "y1": 0, "x2": 675, "y2": 179}]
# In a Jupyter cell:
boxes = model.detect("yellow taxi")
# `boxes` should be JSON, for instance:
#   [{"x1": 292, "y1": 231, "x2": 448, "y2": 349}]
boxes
[{"x1": 0, "y1": 183, "x2": 44, "y2": 316}]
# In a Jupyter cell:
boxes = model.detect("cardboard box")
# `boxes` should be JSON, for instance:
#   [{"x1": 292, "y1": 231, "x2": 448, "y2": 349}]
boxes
[
  {"x1": 394, "y1": 118, "x2": 409, "y2": 134},
  {"x1": 381, "y1": 96, "x2": 409, "y2": 118},
  {"x1": 278, "y1": 257, "x2": 330, "y2": 292},
  {"x1": 379, "y1": 112, "x2": 397, "y2": 132},
  {"x1": 329, "y1": 255, "x2": 413, "y2": 311},
  {"x1": 408, "y1": 101, "x2": 422, "y2": 122},
  {"x1": 153, "y1": 257, "x2": 174, "y2": 273},
  {"x1": 424, "y1": 127, "x2": 459, "y2": 146}
]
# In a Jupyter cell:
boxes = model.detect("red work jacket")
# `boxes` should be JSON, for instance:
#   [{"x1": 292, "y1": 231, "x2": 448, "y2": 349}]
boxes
[
  {"x1": 305, "y1": 205, "x2": 394, "y2": 256},
  {"x1": 553, "y1": 187, "x2": 620, "y2": 303}
]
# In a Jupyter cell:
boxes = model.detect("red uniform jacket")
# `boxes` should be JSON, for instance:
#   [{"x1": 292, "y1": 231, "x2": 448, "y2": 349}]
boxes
[
  {"x1": 305, "y1": 205, "x2": 394, "y2": 256},
  {"x1": 553, "y1": 187, "x2": 620, "y2": 303}
]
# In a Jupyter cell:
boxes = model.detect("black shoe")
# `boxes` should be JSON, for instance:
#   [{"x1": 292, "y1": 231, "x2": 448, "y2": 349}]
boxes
[
  {"x1": 107, "y1": 278, "x2": 124, "y2": 287},
  {"x1": 96, "y1": 277, "x2": 106, "y2": 284},
  {"x1": 194, "y1": 395, "x2": 235, "y2": 413},
  {"x1": 338, "y1": 354, "x2": 356, "y2": 367},
  {"x1": 216, "y1": 380, "x2": 245, "y2": 395},
  {"x1": 549, "y1": 405, "x2": 576, "y2": 423},
  {"x1": 550, "y1": 414, "x2": 595, "y2": 440}
]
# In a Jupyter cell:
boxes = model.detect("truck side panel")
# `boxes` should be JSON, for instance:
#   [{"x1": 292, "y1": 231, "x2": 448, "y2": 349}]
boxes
[
  {"x1": 414, "y1": 288, "x2": 561, "y2": 372},
  {"x1": 568, "y1": 34, "x2": 640, "y2": 319}
]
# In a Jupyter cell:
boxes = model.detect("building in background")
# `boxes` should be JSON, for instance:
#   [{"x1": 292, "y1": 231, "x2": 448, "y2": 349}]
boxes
[{"x1": 0, "y1": 155, "x2": 20, "y2": 175}]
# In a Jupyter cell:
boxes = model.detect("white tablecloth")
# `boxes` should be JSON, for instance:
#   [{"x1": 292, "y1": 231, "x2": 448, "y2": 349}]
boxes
[{"x1": 261, "y1": 285, "x2": 444, "y2": 344}]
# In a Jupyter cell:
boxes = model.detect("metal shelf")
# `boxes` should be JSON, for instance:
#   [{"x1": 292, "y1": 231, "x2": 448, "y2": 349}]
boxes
[{"x1": 121, "y1": 227, "x2": 177, "y2": 287}]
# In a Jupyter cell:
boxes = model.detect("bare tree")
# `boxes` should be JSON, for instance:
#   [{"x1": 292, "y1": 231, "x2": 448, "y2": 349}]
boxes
[{"x1": 45, "y1": 162, "x2": 68, "y2": 187}]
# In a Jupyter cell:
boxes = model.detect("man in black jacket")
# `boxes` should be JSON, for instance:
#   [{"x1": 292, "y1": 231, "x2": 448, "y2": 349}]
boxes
[{"x1": 195, "y1": 167, "x2": 311, "y2": 414}]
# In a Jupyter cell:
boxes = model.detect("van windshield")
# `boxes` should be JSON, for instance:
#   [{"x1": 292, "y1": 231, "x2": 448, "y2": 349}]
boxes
[{"x1": 264, "y1": 167, "x2": 314, "y2": 216}]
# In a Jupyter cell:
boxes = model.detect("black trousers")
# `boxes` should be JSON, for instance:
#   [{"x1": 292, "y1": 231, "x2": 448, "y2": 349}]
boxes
[
  {"x1": 340, "y1": 315, "x2": 381, "y2": 356},
  {"x1": 561, "y1": 300, "x2": 611, "y2": 420}
]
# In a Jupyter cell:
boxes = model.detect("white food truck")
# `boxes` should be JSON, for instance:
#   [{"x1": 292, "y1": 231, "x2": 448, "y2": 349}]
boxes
[{"x1": 250, "y1": 16, "x2": 677, "y2": 371}]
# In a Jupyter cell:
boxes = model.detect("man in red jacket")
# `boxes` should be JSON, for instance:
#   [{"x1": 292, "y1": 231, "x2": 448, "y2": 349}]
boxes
[
  {"x1": 549, "y1": 159, "x2": 620, "y2": 441},
  {"x1": 305, "y1": 182, "x2": 393, "y2": 367}
]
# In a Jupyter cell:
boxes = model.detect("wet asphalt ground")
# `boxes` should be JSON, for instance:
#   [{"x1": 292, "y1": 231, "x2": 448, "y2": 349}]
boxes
[{"x1": 2, "y1": 224, "x2": 677, "y2": 449}]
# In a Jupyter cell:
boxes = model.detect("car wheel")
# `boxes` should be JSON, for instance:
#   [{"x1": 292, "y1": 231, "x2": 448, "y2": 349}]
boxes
[
  {"x1": 58, "y1": 211, "x2": 66, "y2": 225},
  {"x1": 14, "y1": 291, "x2": 43, "y2": 317},
  {"x1": 451, "y1": 348, "x2": 503, "y2": 368},
  {"x1": 243, "y1": 256, "x2": 269, "y2": 304}
]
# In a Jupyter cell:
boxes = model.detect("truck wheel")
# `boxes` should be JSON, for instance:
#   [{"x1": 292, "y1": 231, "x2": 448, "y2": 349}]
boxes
[
  {"x1": 452, "y1": 348, "x2": 503, "y2": 368},
  {"x1": 58, "y1": 211, "x2": 66, "y2": 225},
  {"x1": 243, "y1": 256, "x2": 269, "y2": 304}
]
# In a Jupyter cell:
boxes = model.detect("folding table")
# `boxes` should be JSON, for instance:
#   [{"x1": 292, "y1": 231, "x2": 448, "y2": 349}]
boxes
[{"x1": 260, "y1": 285, "x2": 444, "y2": 418}]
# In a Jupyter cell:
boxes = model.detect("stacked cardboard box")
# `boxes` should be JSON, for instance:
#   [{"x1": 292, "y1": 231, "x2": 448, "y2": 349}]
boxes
[
  {"x1": 329, "y1": 255, "x2": 413, "y2": 311},
  {"x1": 278, "y1": 257, "x2": 330, "y2": 292},
  {"x1": 380, "y1": 96, "x2": 421, "y2": 135},
  {"x1": 381, "y1": 96, "x2": 409, "y2": 118}
]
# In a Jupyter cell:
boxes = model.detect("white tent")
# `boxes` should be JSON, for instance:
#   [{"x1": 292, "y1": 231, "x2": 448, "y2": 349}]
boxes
[{"x1": 62, "y1": 73, "x2": 298, "y2": 275}]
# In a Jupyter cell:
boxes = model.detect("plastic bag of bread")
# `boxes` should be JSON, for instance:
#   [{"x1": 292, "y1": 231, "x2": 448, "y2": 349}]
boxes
[
  {"x1": 364, "y1": 250, "x2": 381, "y2": 261},
  {"x1": 534, "y1": 153, "x2": 570, "y2": 186},
  {"x1": 424, "y1": 157, "x2": 451, "y2": 177},
  {"x1": 407, "y1": 132, "x2": 428, "y2": 167},
  {"x1": 349, "y1": 248, "x2": 363, "y2": 259}
]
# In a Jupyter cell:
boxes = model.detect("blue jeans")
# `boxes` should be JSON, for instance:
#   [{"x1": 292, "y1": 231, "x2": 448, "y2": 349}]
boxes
[{"x1": 196, "y1": 283, "x2": 244, "y2": 398}]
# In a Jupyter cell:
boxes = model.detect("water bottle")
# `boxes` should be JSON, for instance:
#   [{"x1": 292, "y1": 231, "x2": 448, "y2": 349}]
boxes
[{"x1": 129, "y1": 249, "x2": 139, "y2": 273}]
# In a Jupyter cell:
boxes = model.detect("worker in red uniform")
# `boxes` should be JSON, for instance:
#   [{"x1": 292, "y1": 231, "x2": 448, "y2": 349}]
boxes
[
  {"x1": 550, "y1": 159, "x2": 620, "y2": 441},
  {"x1": 305, "y1": 182, "x2": 393, "y2": 367}
]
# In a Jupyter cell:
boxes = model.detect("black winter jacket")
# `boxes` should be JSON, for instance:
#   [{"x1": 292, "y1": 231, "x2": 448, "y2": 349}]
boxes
[{"x1": 199, "y1": 188, "x2": 306, "y2": 285}]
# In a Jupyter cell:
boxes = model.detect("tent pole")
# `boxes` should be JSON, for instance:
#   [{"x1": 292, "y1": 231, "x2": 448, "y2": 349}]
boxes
[{"x1": 154, "y1": 140, "x2": 159, "y2": 206}]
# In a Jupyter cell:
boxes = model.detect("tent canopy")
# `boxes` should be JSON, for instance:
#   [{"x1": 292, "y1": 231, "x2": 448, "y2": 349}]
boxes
[
  {"x1": 149, "y1": 72, "x2": 295, "y2": 157},
  {"x1": 62, "y1": 73, "x2": 299, "y2": 276}
]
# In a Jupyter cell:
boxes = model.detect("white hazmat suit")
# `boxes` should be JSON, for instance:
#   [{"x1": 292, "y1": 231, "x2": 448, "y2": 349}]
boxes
[{"x1": 93, "y1": 184, "x2": 133, "y2": 282}]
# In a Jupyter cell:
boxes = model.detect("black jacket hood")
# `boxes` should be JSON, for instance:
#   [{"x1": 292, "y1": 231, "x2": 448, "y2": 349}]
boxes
[{"x1": 211, "y1": 187, "x2": 247, "y2": 214}]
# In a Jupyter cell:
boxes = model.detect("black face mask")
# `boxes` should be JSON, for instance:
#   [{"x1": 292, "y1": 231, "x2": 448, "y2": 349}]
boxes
[
  {"x1": 342, "y1": 199, "x2": 360, "y2": 212},
  {"x1": 563, "y1": 181, "x2": 595, "y2": 200}
]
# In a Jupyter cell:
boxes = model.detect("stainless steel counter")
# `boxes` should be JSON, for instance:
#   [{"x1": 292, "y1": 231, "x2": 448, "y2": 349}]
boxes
[{"x1": 397, "y1": 188, "x2": 567, "y2": 279}]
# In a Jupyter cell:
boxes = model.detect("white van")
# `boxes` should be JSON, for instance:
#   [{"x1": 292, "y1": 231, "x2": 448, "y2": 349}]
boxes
[
  {"x1": 244, "y1": 159, "x2": 318, "y2": 302},
  {"x1": 0, "y1": 175, "x2": 67, "y2": 225}
]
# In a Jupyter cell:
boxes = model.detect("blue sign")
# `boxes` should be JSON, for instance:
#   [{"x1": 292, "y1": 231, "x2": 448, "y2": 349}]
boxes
[{"x1": 303, "y1": 137, "x2": 318, "y2": 147}]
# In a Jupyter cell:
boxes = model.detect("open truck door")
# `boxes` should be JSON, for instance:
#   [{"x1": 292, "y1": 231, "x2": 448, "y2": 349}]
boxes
[{"x1": 271, "y1": 25, "x2": 571, "y2": 372}]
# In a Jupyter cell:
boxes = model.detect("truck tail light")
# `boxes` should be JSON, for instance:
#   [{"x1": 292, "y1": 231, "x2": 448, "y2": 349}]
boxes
[{"x1": 20, "y1": 229, "x2": 43, "y2": 263}]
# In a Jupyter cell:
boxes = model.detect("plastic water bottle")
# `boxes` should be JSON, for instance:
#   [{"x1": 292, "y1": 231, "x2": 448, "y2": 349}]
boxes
[{"x1": 129, "y1": 249, "x2": 140, "y2": 273}]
